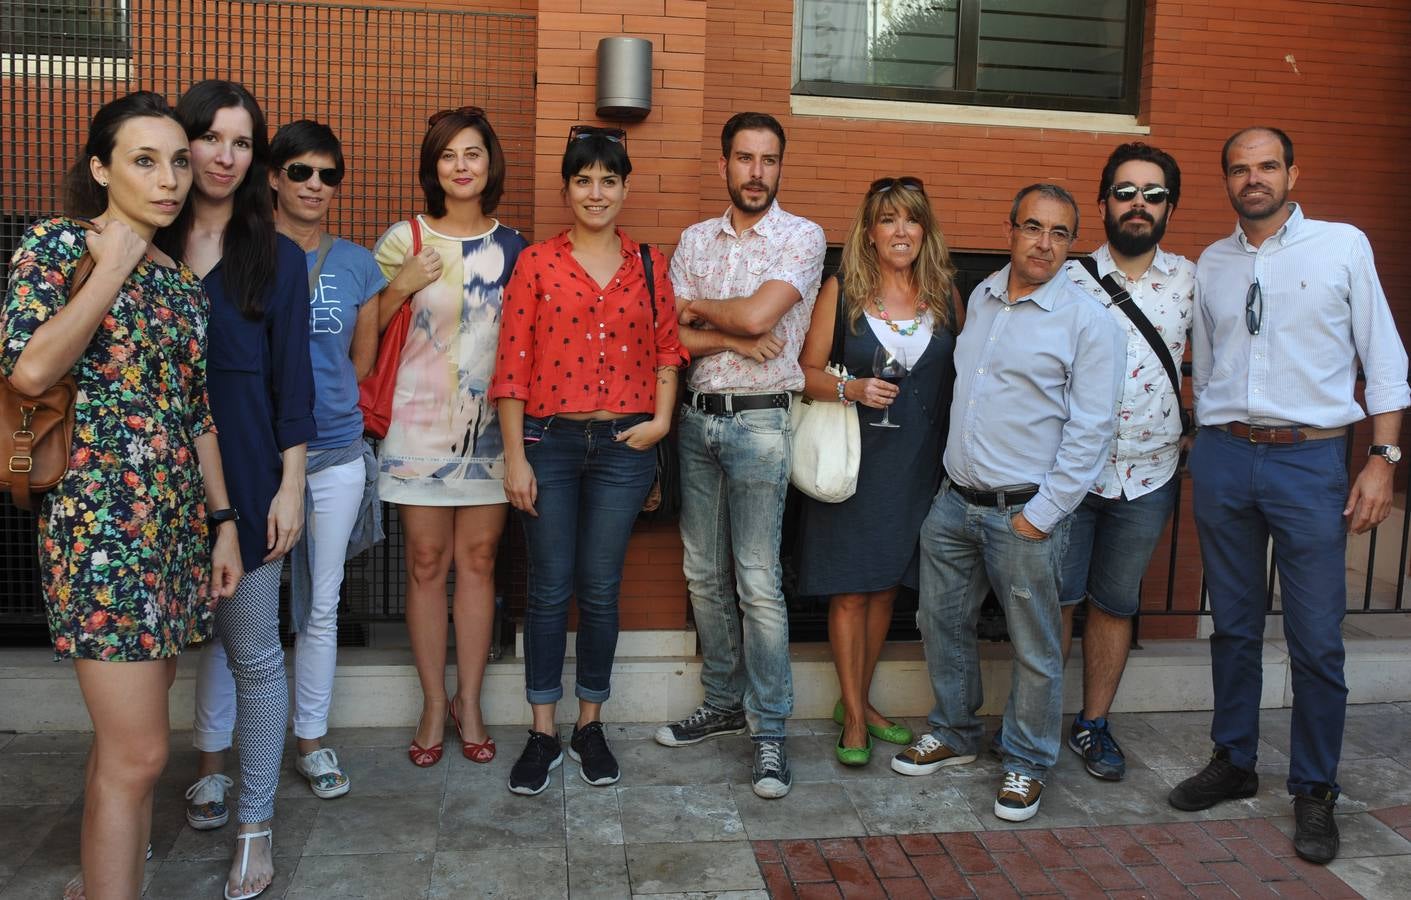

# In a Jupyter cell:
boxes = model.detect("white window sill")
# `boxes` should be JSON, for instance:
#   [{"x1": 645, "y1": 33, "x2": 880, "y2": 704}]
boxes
[
  {"x1": 790, "y1": 94, "x2": 1150, "y2": 136},
  {"x1": 1, "y1": 53, "x2": 130, "y2": 80}
]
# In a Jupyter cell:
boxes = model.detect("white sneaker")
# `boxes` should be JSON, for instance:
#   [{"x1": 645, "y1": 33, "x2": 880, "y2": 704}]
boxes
[
  {"x1": 294, "y1": 748, "x2": 351, "y2": 799},
  {"x1": 994, "y1": 771, "x2": 1044, "y2": 822},
  {"x1": 185, "y1": 773, "x2": 235, "y2": 830}
]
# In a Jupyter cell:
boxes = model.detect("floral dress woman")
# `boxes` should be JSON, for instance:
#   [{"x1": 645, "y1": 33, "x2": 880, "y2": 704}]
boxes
[{"x1": 2, "y1": 217, "x2": 215, "y2": 659}]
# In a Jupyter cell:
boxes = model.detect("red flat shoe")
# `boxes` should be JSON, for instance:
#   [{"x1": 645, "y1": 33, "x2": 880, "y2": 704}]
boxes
[{"x1": 450, "y1": 697, "x2": 497, "y2": 764}]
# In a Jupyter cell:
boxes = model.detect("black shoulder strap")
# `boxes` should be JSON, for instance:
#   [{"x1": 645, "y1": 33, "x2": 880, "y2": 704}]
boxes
[
  {"x1": 1077, "y1": 255, "x2": 1186, "y2": 429},
  {"x1": 640, "y1": 244, "x2": 656, "y2": 331},
  {"x1": 830, "y1": 273, "x2": 846, "y2": 368}
]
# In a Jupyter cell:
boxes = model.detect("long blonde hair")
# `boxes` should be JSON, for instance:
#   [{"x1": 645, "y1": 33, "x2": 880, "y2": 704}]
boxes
[{"x1": 838, "y1": 177, "x2": 957, "y2": 334}]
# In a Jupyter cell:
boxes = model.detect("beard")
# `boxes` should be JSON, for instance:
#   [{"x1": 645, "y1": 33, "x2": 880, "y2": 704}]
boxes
[
  {"x1": 727, "y1": 176, "x2": 778, "y2": 215},
  {"x1": 1105, "y1": 207, "x2": 1168, "y2": 257}
]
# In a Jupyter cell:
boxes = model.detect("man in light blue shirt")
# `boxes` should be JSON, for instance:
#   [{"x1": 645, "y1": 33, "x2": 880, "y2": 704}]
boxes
[
  {"x1": 891, "y1": 183, "x2": 1124, "y2": 824},
  {"x1": 1171, "y1": 127, "x2": 1409, "y2": 866}
]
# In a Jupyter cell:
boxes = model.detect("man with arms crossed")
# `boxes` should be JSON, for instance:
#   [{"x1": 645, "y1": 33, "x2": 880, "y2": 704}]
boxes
[
  {"x1": 653, "y1": 112, "x2": 825, "y2": 800},
  {"x1": 1058, "y1": 142, "x2": 1195, "y2": 782},
  {"x1": 893, "y1": 184, "x2": 1123, "y2": 823},
  {"x1": 1170, "y1": 127, "x2": 1408, "y2": 865}
]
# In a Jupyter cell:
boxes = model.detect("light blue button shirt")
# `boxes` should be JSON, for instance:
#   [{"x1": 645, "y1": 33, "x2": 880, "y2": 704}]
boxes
[
  {"x1": 1193, "y1": 203, "x2": 1410, "y2": 428},
  {"x1": 944, "y1": 264, "x2": 1125, "y2": 533}
]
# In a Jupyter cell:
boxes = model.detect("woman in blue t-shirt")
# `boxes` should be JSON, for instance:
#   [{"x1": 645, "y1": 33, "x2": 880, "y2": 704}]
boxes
[{"x1": 267, "y1": 119, "x2": 386, "y2": 798}]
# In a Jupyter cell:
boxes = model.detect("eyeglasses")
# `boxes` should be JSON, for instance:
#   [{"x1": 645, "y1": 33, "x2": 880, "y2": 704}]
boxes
[
  {"x1": 868, "y1": 176, "x2": 925, "y2": 196},
  {"x1": 1245, "y1": 279, "x2": 1262, "y2": 335},
  {"x1": 1010, "y1": 220, "x2": 1074, "y2": 246},
  {"x1": 427, "y1": 105, "x2": 487, "y2": 127},
  {"x1": 567, "y1": 125, "x2": 627, "y2": 147},
  {"x1": 279, "y1": 163, "x2": 344, "y2": 187},
  {"x1": 1108, "y1": 183, "x2": 1171, "y2": 204}
]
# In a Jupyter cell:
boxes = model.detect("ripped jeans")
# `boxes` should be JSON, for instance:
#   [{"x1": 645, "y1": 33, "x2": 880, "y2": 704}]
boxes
[{"x1": 917, "y1": 481, "x2": 1071, "y2": 781}]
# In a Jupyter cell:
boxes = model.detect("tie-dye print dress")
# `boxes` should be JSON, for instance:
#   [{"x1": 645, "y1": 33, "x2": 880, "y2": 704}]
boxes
[{"x1": 372, "y1": 216, "x2": 526, "y2": 505}]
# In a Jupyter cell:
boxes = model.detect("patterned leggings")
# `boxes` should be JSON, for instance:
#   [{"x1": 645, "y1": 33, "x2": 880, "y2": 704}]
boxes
[{"x1": 202, "y1": 559, "x2": 287, "y2": 823}]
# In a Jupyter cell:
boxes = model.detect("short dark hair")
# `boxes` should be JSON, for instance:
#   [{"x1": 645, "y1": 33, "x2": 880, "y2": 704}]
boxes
[
  {"x1": 64, "y1": 91, "x2": 181, "y2": 217},
  {"x1": 1010, "y1": 183, "x2": 1080, "y2": 234},
  {"x1": 1098, "y1": 142, "x2": 1182, "y2": 209},
  {"x1": 560, "y1": 130, "x2": 632, "y2": 182},
  {"x1": 1221, "y1": 126, "x2": 1294, "y2": 174},
  {"x1": 720, "y1": 111, "x2": 786, "y2": 159},
  {"x1": 271, "y1": 119, "x2": 344, "y2": 176},
  {"x1": 417, "y1": 109, "x2": 506, "y2": 216}
]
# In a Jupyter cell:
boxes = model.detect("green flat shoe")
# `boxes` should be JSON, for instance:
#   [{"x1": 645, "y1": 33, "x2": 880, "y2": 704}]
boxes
[
  {"x1": 835, "y1": 732, "x2": 873, "y2": 767},
  {"x1": 866, "y1": 720, "x2": 915, "y2": 746}
]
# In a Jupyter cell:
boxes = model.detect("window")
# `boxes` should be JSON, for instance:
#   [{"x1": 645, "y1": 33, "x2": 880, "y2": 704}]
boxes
[
  {"x1": 795, "y1": 0, "x2": 1144, "y2": 114},
  {"x1": 1, "y1": 1, "x2": 130, "y2": 58}
]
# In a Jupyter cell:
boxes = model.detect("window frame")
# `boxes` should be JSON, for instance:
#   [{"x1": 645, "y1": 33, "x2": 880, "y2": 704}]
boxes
[
  {"x1": 0, "y1": 0, "x2": 132, "y2": 60},
  {"x1": 792, "y1": 0, "x2": 1146, "y2": 116}
]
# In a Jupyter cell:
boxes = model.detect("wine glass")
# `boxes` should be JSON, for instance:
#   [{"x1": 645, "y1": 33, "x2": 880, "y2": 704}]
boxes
[{"x1": 871, "y1": 346, "x2": 908, "y2": 428}]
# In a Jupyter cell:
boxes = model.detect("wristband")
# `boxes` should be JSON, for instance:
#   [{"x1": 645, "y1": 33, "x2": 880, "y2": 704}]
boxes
[{"x1": 836, "y1": 375, "x2": 855, "y2": 405}]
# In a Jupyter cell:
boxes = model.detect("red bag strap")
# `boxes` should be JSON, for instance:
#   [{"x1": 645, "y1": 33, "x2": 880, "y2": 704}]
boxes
[{"x1": 410, "y1": 216, "x2": 422, "y2": 255}]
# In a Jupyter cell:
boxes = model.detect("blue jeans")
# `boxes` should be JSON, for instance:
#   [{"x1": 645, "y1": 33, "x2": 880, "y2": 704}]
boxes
[
  {"x1": 1059, "y1": 477, "x2": 1179, "y2": 616},
  {"x1": 678, "y1": 402, "x2": 793, "y2": 740},
  {"x1": 1190, "y1": 426, "x2": 1349, "y2": 797},
  {"x1": 918, "y1": 482, "x2": 1071, "y2": 781},
  {"x1": 518, "y1": 414, "x2": 656, "y2": 705}
]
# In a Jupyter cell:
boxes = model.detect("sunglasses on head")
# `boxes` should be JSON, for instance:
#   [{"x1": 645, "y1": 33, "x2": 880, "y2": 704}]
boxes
[
  {"x1": 869, "y1": 176, "x2": 925, "y2": 196},
  {"x1": 279, "y1": 163, "x2": 343, "y2": 186},
  {"x1": 428, "y1": 105, "x2": 487, "y2": 127},
  {"x1": 567, "y1": 125, "x2": 627, "y2": 147},
  {"x1": 1108, "y1": 183, "x2": 1171, "y2": 204}
]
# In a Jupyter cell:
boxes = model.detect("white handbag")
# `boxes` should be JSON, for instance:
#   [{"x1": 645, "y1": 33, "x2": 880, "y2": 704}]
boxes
[{"x1": 789, "y1": 285, "x2": 860, "y2": 503}]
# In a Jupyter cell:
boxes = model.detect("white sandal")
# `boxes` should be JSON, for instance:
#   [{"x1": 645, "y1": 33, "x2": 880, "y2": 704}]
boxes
[
  {"x1": 63, "y1": 843, "x2": 152, "y2": 899},
  {"x1": 223, "y1": 829, "x2": 273, "y2": 900}
]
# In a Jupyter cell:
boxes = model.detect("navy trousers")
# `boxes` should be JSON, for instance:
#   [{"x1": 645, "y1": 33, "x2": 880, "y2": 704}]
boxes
[{"x1": 1190, "y1": 426, "x2": 1349, "y2": 797}]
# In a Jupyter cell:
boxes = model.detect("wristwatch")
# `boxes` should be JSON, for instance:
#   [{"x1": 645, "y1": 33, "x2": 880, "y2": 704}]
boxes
[
  {"x1": 208, "y1": 507, "x2": 240, "y2": 528},
  {"x1": 1368, "y1": 445, "x2": 1402, "y2": 464}
]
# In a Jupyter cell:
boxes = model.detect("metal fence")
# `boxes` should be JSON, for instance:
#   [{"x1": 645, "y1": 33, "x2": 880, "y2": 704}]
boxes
[{"x1": 1, "y1": 0, "x2": 535, "y2": 639}]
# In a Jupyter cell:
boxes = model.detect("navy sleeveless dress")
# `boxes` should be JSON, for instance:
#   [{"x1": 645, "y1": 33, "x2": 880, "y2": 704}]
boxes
[{"x1": 795, "y1": 309, "x2": 956, "y2": 595}]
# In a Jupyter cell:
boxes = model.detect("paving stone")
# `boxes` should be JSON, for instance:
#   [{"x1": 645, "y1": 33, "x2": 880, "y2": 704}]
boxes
[
  {"x1": 0, "y1": 806, "x2": 59, "y2": 872},
  {"x1": 877, "y1": 876, "x2": 930, "y2": 899},
  {"x1": 428, "y1": 847, "x2": 565, "y2": 900},
  {"x1": 962, "y1": 871, "x2": 1018, "y2": 898},
  {"x1": 284, "y1": 851, "x2": 432, "y2": 899},
  {"x1": 566, "y1": 842, "x2": 631, "y2": 900},
  {"x1": 0, "y1": 733, "x2": 92, "y2": 755},
  {"x1": 816, "y1": 837, "x2": 862, "y2": 859},
  {"x1": 438, "y1": 776, "x2": 565, "y2": 851},
  {"x1": 1269, "y1": 810, "x2": 1411, "y2": 860},
  {"x1": 732, "y1": 782, "x2": 866, "y2": 841},
  {"x1": 855, "y1": 836, "x2": 912, "y2": 878},
  {"x1": 759, "y1": 860, "x2": 796, "y2": 900},
  {"x1": 840, "y1": 777, "x2": 982, "y2": 836},
  {"x1": 1335, "y1": 756, "x2": 1411, "y2": 810},
  {"x1": 563, "y1": 781, "x2": 624, "y2": 844},
  {"x1": 1015, "y1": 829, "x2": 1075, "y2": 868},
  {"x1": 897, "y1": 833, "x2": 942, "y2": 856},
  {"x1": 794, "y1": 885, "x2": 843, "y2": 900},
  {"x1": 617, "y1": 784, "x2": 744, "y2": 843},
  {"x1": 825, "y1": 857, "x2": 884, "y2": 899},
  {"x1": 283, "y1": 746, "x2": 448, "y2": 799},
  {"x1": 146, "y1": 856, "x2": 295, "y2": 900},
  {"x1": 752, "y1": 840, "x2": 780, "y2": 863},
  {"x1": 593, "y1": 737, "x2": 729, "y2": 787},
  {"x1": 0, "y1": 754, "x2": 84, "y2": 805},
  {"x1": 779, "y1": 840, "x2": 832, "y2": 883},
  {"x1": 303, "y1": 794, "x2": 441, "y2": 856},
  {"x1": 625, "y1": 841, "x2": 763, "y2": 894},
  {"x1": 909, "y1": 851, "x2": 971, "y2": 897},
  {"x1": 1069, "y1": 846, "x2": 1142, "y2": 891},
  {"x1": 1204, "y1": 860, "x2": 1282, "y2": 899},
  {"x1": 987, "y1": 849, "x2": 1056, "y2": 894}
]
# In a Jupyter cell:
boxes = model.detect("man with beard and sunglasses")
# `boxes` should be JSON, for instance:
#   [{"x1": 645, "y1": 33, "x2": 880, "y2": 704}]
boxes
[
  {"x1": 1053, "y1": 142, "x2": 1195, "y2": 784},
  {"x1": 1169, "y1": 127, "x2": 1408, "y2": 865},
  {"x1": 654, "y1": 112, "x2": 825, "y2": 800}
]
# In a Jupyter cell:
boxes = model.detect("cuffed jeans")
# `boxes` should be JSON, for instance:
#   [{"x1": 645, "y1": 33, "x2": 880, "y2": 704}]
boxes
[
  {"x1": 678, "y1": 402, "x2": 793, "y2": 741},
  {"x1": 518, "y1": 414, "x2": 656, "y2": 706},
  {"x1": 1190, "y1": 426, "x2": 1349, "y2": 797},
  {"x1": 918, "y1": 482, "x2": 1070, "y2": 781}
]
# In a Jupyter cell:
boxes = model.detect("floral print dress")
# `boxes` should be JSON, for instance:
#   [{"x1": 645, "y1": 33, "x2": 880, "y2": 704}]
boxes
[{"x1": 2, "y1": 218, "x2": 216, "y2": 660}]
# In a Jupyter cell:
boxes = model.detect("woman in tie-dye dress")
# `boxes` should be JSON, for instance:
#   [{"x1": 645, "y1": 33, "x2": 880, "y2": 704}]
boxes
[{"x1": 372, "y1": 106, "x2": 526, "y2": 767}]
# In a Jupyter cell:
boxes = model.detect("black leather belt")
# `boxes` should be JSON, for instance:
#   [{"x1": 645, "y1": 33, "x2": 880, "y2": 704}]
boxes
[
  {"x1": 948, "y1": 480, "x2": 1039, "y2": 508},
  {"x1": 686, "y1": 391, "x2": 791, "y2": 415}
]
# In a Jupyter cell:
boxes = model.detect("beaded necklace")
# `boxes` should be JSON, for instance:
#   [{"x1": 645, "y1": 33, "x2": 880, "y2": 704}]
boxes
[{"x1": 872, "y1": 295, "x2": 927, "y2": 337}]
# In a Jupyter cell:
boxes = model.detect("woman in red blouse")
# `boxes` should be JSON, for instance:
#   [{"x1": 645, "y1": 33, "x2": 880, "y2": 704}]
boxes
[{"x1": 491, "y1": 126, "x2": 683, "y2": 796}]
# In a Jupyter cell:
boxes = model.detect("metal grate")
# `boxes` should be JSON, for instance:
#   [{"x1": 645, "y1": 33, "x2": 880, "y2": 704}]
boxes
[{"x1": 1, "y1": 0, "x2": 536, "y2": 639}]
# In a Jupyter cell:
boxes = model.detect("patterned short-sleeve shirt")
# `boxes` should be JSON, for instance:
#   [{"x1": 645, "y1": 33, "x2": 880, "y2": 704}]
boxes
[{"x1": 669, "y1": 201, "x2": 825, "y2": 393}]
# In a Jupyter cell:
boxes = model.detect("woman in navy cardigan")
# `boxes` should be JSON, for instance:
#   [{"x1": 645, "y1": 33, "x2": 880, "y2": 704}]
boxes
[{"x1": 156, "y1": 80, "x2": 315, "y2": 900}]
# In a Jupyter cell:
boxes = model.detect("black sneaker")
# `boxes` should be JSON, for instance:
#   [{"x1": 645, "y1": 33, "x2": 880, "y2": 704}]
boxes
[
  {"x1": 752, "y1": 740, "x2": 792, "y2": 799},
  {"x1": 1168, "y1": 749, "x2": 1258, "y2": 811},
  {"x1": 508, "y1": 730, "x2": 563, "y2": 796},
  {"x1": 1292, "y1": 792, "x2": 1340, "y2": 864},
  {"x1": 654, "y1": 705, "x2": 747, "y2": 747},
  {"x1": 1068, "y1": 713, "x2": 1126, "y2": 781},
  {"x1": 569, "y1": 721, "x2": 620, "y2": 787}
]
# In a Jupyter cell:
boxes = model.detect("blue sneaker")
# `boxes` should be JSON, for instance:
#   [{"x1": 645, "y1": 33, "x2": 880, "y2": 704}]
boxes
[{"x1": 1068, "y1": 713, "x2": 1125, "y2": 781}]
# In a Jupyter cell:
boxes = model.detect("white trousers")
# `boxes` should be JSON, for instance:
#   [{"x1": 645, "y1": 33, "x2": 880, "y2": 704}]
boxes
[{"x1": 192, "y1": 458, "x2": 366, "y2": 750}]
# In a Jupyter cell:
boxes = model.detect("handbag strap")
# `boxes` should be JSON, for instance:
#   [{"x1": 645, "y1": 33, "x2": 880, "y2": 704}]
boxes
[
  {"x1": 1077, "y1": 255, "x2": 1190, "y2": 432},
  {"x1": 830, "y1": 274, "x2": 847, "y2": 369},
  {"x1": 306, "y1": 232, "x2": 336, "y2": 297},
  {"x1": 409, "y1": 216, "x2": 422, "y2": 255},
  {"x1": 639, "y1": 243, "x2": 656, "y2": 330}
]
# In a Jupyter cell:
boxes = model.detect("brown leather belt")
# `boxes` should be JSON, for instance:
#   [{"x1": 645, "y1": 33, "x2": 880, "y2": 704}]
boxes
[{"x1": 1218, "y1": 422, "x2": 1344, "y2": 444}]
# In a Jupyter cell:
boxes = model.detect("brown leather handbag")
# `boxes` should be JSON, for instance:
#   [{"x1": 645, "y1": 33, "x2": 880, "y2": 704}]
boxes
[{"x1": 1, "y1": 248, "x2": 93, "y2": 511}]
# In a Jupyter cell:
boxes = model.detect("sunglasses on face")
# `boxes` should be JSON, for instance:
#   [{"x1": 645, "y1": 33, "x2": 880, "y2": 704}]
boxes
[
  {"x1": 1245, "y1": 279, "x2": 1262, "y2": 335},
  {"x1": 869, "y1": 176, "x2": 925, "y2": 196},
  {"x1": 428, "y1": 105, "x2": 487, "y2": 127},
  {"x1": 1108, "y1": 183, "x2": 1171, "y2": 204},
  {"x1": 280, "y1": 163, "x2": 344, "y2": 186},
  {"x1": 567, "y1": 125, "x2": 627, "y2": 148}
]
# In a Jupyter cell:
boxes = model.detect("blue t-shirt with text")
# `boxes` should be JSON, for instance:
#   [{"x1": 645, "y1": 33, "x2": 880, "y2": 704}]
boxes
[{"x1": 307, "y1": 237, "x2": 387, "y2": 449}]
